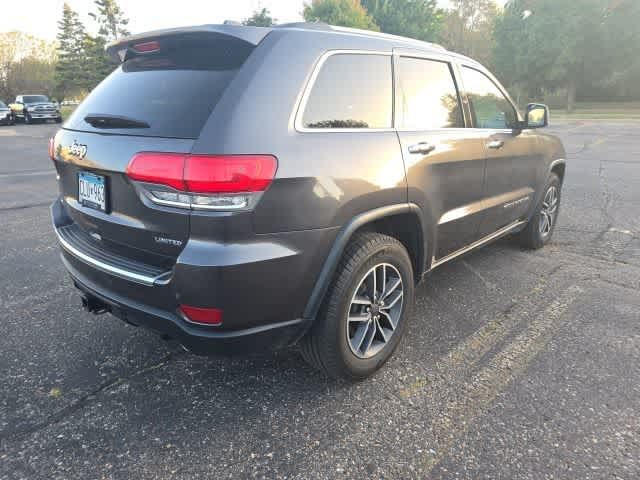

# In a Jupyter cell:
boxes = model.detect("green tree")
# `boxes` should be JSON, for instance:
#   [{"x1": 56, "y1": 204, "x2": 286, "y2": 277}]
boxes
[
  {"x1": 303, "y1": 0, "x2": 379, "y2": 30},
  {"x1": 599, "y1": 0, "x2": 640, "y2": 99},
  {"x1": 492, "y1": 0, "x2": 634, "y2": 111},
  {"x1": 492, "y1": 0, "x2": 532, "y2": 104},
  {"x1": 82, "y1": 34, "x2": 113, "y2": 92},
  {"x1": 83, "y1": 0, "x2": 130, "y2": 92},
  {"x1": 0, "y1": 32, "x2": 57, "y2": 101},
  {"x1": 89, "y1": 0, "x2": 130, "y2": 41},
  {"x1": 243, "y1": 8, "x2": 276, "y2": 27},
  {"x1": 441, "y1": 0, "x2": 499, "y2": 66},
  {"x1": 361, "y1": 0, "x2": 443, "y2": 42},
  {"x1": 55, "y1": 3, "x2": 87, "y2": 100}
]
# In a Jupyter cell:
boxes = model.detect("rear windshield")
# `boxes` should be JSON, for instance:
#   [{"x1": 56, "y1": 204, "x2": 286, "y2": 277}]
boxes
[
  {"x1": 0, "y1": 101, "x2": 7, "y2": 108},
  {"x1": 66, "y1": 35, "x2": 254, "y2": 139}
]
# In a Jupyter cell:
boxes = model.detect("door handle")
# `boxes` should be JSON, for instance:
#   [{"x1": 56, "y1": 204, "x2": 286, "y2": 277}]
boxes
[
  {"x1": 487, "y1": 140, "x2": 505, "y2": 149},
  {"x1": 408, "y1": 142, "x2": 436, "y2": 155}
]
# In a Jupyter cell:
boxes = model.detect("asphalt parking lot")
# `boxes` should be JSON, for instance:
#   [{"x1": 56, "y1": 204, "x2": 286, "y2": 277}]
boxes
[{"x1": 1, "y1": 120, "x2": 638, "y2": 479}]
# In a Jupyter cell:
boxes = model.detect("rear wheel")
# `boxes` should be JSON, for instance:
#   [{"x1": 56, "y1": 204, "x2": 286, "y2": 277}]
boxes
[
  {"x1": 517, "y1": 173, "x2": 561, "y2": 249},
  {"x1": 300, "y1": 233, "x2": 414, "y2": 379}
]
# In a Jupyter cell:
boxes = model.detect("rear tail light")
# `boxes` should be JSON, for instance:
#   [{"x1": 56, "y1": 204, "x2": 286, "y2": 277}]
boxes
[
  {"x1": 179, "y1": 305, "x2": 223, "y2": 326},
  {"x1": 126, "y1": 153, "x2": 277, "y2": 210},
  {"x1": 48, "y1": 137, "x2": 55, "y2": 162}
]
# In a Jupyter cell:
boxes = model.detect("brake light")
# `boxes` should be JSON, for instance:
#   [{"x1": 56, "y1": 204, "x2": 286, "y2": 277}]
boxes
[
  {"x1": 48, "y1": 137, "x2": 55, "y2": 162},
  {"x1": 184, "y1": 155, "x2": 277, "y2": 193},
  {"x1": 179, "y1": 305, "x2": 223, "y2": 326},
  {"x1": 132, "y1": 40, "x2": 160, "y2": 53},
  {"x1": 126, "y1": 152, "x2": 186, "y2": 190},
  {"x1": 126, "y1": 153, "x2": 277, "y2": 210}
]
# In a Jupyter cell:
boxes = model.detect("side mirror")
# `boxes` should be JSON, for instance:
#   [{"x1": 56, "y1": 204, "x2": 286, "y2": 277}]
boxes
[{"x1": 525, "y1": 103, "x2": 549, "y2": 129}]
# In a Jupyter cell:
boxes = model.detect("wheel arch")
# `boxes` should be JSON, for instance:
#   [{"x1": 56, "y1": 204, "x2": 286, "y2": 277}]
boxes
[
  {"x1": 302, "y1": 203, "x2": 426, "y2": 321},
  {"x1": 550, "y1": 158, "x2": 566, "y2": 184}
]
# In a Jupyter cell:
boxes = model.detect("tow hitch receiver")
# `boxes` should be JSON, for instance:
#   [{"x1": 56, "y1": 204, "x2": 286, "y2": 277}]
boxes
[{"x1": 81, "y1": 295, "x2": 110, "y2": 315}]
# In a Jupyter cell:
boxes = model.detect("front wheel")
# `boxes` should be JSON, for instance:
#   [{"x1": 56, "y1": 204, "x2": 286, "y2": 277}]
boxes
[
  {"x1": 24, "y1": 112, "x2": 31, "y2": 124},
  {"x1": 517, "y1": 173, "x2": 561, "y2": 249},
  {"x1": 300, "y1": 233, "x2": 414, "y2": 379}
]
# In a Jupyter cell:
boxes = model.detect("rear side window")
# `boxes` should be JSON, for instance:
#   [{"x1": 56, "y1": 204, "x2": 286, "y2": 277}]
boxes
[
  {"x1": 301, "y1": 53, "x2": 392, "y2": 129},
  {"x1": 396, "y1": 57, "x2": 464, "y2": 130},
  {"x1": 461, "y1": 66, "x2": 517, "y2": 129},
  {"x1": 66, "y1": 35, "x2": 254, "y2": 139}
]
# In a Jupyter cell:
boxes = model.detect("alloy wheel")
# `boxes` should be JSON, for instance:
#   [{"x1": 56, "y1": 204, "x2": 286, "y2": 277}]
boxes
[
  {"x1": 539, "y1": 185, "x2": 559, "y2": 237},
  {"x1": 347, "y1": 263, "x2": 404, "y2": 359}
]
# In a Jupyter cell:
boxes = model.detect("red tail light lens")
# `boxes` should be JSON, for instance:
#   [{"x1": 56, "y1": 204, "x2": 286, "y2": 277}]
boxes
[
  {"x1": 132, "y1": 41, "x2": 160, "y2": 53},
  {"x1": 126, "y1": 152, "x2": 186, "y2": 190},
  {"x1": 48, "y1": 137, "x2": 55, "y2": 162},
  {"x1": 126, "y1": 153, "x2": 277, "y2": 210},
  {"x1": 184, "y1": 155, "x2": 277, "y2": 193},
  {"x1": 179, "y1": 305, "x2": 223, "y2": 326},
  {"x1": 126, "y1": 153, "x2": 277, "y2": 193}
]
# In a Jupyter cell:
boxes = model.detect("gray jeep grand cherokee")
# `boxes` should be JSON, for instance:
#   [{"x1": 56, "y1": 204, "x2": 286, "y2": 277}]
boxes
[{"x1": 50, "y1": 23, "x2": 565, "y2": 378}]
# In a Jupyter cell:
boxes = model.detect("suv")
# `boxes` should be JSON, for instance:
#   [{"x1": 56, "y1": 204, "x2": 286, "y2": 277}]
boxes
[
  {"x1": 10, "y1": 94, "x2": 62, "y2": 124},
  {"x1": 50, "y1": 24, "x2": 565, "y2": 378}
]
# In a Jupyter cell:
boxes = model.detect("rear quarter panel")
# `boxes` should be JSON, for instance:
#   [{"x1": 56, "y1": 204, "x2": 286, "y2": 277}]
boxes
[{"x1": 193, "y1": 30, "x2": 408, "y2": 234}]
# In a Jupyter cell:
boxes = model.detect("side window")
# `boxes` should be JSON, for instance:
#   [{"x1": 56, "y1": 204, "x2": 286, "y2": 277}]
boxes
[
  {"x1": 301, "y1": 53, "x2": 392, "y2": 129},
  {"x1": 461, "y1": 66, "x2": 517, "y2": 129},
  {"x1": 396, "y1": 57, "x2": 464, "y2": 130}
]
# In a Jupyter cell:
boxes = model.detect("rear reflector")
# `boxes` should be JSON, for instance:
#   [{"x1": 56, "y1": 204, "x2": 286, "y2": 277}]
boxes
[{"x1": 179, "y1": 305, "x2": 223, "y2": 326}]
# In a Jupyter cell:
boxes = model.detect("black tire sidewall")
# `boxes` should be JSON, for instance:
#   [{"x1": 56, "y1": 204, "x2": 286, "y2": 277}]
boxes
[{"x1": 329, "y1": 240, "x2": 414, "y2": 378}]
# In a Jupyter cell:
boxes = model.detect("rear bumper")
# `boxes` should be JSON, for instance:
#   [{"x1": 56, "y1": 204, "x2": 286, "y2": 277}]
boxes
[
  {"x1": 51, "y1": 199, "x2": 335, "y2": 354},
  {"x1": 66, "y1": 256, "x2": 308, "y2": 354}
]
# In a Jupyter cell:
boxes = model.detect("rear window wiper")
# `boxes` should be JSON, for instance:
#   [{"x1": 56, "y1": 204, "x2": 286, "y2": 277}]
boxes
[{"x1": 84, "y1": 114, "x2": 150, "y2": 129}]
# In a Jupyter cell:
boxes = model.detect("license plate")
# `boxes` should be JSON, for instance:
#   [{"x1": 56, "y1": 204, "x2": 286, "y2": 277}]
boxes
[{"x1": 78, "y1": 172, "x2": 107, "y2": 211}]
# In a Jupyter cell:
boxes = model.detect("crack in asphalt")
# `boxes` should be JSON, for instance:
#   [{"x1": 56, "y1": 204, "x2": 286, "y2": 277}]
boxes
[{"x1": 0, "y1": 351, "x2": 183, "y2": 442}]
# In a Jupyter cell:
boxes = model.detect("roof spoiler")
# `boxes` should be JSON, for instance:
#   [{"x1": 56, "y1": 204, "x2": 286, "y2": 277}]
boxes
[{"x1": 106, "y1": 24, "x2": 272, "y2": 63}]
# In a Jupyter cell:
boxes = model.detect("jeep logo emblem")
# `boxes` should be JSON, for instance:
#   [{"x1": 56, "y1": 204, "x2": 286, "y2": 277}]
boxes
[{"x1": 69, "y1": 141, "x2": 87, "y2": 160}]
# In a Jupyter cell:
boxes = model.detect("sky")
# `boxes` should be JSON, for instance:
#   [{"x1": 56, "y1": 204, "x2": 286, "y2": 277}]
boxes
[
  {"x1": 0, "y1": 0, "x2": 307, "y2": 41},
  {"x1": 1, "y1": 0, "x2": 508, "y2": 42}
]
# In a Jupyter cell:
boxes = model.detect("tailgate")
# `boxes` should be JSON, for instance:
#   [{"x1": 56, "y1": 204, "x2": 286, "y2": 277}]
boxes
[{"x1": 54, "y1": 129, "x2": 193, "y2": 258}]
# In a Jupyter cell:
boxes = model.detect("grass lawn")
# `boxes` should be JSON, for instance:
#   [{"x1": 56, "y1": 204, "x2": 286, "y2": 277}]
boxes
[
  {"x1": 551, "y1": 101, "x2": 640, "y2": 121},
  {"x1": 60, "y1": 105, "x2": 77, "y2": 121}
]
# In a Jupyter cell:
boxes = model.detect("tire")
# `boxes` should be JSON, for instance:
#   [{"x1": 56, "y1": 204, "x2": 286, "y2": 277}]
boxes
[
  {"x1": 24, "y1": 112, "x2": 31, "y2": 124},
  {"x1": 516, "y1": 173, "x2": 561, "y2": 249},
  {"x1": 300, "y1": 232, "x2": 414, "y2": 379},
  {"x1": 55, "y1": 116, "x2": 62, "y2": 124}
]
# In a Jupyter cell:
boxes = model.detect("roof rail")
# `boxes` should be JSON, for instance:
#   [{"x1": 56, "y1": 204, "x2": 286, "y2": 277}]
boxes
[
  {"x1": 274, "y1": 22, "x2": 331, "y2": 30},
  {"x1": 274, "y1": 22, "x2": 446, "y2": 51},
  {"x1": 330, "y1": 25, "x2": 446, "y2": 50}
]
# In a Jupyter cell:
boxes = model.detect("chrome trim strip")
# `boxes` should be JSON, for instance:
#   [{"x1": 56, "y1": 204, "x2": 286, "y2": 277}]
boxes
[
  {"x1": 438, "y1": 188, "x2": 533, "y2": 225},
  {"x1": 54, "y1": 228, "x2": 170, "y2": 287},
  {"x1": 431, "y1": 219, "x2": 527, "y2": 269},
  {"x1": 293, "y1": 49, "x2": 394, "y2": 133}
]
